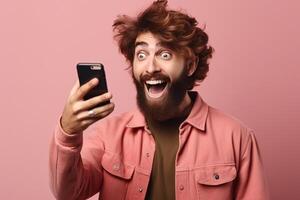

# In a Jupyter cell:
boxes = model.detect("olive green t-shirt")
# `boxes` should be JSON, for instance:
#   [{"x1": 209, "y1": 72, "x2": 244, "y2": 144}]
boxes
[{"x1": 145, "y1": 116, "x2": 186, "y2": 200}]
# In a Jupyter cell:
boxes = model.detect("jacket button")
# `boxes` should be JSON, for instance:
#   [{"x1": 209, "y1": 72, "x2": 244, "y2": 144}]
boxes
[
  {"x1": 213, "y1": 173, "x2": 220, "y2": 180},
  {"x1": 138, "y1": 187, "x2": 143, "y2": 192},
  {"x1": 179, "y1": 185, "x2": 184, "y2": 190},
  {"x1": 146, "y1": 153, "x2": 150, "y2": 157},
  {"x1": 113, "y1": 163, "x2": 120, "y2": 171}
]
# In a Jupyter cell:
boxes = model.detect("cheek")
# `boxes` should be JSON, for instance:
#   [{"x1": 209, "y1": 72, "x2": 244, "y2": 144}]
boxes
[
  {"x1": 132, "y1": 63, "x2": 141, "y2": 81},
  {"x1": 164, "y1": 62, "x2": 186, "y2": 80},
  {"x1": 133, "y1": 71, "x2": 139, "y2": 81}
]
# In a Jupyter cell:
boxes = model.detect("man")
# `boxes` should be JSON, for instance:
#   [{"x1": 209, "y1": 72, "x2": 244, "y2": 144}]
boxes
[{"x1": 49, "y1": 0, "x2": 269, "y2": 199}]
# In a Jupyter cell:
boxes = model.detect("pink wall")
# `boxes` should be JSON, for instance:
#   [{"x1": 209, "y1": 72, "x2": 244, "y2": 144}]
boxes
[{"x1": 0, "y1": 0, "x2": 299, "y2": 199}]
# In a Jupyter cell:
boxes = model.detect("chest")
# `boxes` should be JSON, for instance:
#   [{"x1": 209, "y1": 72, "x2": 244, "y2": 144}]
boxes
[{"x1": 99, "y1": 127, "x2": 238, "y2": 200}]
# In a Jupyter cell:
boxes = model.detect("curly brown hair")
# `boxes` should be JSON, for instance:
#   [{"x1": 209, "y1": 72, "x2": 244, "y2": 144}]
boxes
[{"x1": 113, "y1": 0, "x2": 214, "y2": 89}]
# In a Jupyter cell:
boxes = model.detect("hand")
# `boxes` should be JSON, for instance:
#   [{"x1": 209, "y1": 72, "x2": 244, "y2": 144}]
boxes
[{"x1": 61, "y1": 78, "x2": 114, "y2": 135}]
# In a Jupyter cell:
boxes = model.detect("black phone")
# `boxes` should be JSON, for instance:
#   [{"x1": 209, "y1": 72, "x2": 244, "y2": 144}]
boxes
[{"x1": 76, "y1": 63, "x2": 110, "y2": 106}]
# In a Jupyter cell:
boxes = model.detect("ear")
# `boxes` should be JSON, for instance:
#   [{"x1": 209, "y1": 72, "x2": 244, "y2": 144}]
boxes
[{"x1": 186, "y1": 57, "x2": 198, "y2": 77}]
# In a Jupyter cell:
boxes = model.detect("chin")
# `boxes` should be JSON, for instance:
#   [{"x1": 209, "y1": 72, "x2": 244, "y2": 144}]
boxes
[{"x1": 132, "y1": 71, "x2": 189, "y2": 121}]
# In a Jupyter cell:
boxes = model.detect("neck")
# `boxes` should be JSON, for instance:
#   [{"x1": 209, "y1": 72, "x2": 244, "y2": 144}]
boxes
[{"x1": 177, "y1": 91, "x2": 192, "y2": 118}]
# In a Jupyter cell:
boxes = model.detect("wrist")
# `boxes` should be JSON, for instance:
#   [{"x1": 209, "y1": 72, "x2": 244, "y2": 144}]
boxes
[
  {"x1": 55, "y1": 117, "x2": 83, "y2": 148},
  {"x1": 60, "y1": 117, "x2": 80, "y2": 136}
]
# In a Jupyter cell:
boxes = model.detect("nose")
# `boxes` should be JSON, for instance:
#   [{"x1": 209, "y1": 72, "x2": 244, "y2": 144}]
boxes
[{"x1": 146, "y1": 56, "x2": 161, "y2": 74}]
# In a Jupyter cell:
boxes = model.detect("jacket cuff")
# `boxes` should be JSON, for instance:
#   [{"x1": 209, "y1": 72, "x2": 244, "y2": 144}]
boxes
[{"x1": 55, "y1": 117, "x2": 83, "y2": 149}]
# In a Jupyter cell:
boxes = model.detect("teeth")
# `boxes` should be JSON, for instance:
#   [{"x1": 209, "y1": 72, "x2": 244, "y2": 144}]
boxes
[{"x1": 145, "y1": 80, "x2": 165, "y2": 85}]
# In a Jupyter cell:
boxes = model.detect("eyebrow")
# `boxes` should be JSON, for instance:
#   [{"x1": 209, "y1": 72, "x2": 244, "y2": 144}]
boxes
[
  {"x1": 135, "y1": 41, "x2": 148, "y2": 48},
  {"x1": 134, "y1": 41, "x2": 163, "y2": 48}
]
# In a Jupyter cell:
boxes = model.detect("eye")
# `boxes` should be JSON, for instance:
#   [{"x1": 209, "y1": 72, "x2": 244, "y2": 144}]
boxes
[
  {"x1": 136, "y1": 51, "x2": 147, "y2": 61},
  {"x1": 160, "y1": 51, "x2": 172, "y2": 60}
]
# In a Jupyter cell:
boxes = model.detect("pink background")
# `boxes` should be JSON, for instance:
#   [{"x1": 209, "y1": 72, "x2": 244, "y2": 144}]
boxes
[{"x1": 0, "y1": 0, "x2": 299, "y2": 199}]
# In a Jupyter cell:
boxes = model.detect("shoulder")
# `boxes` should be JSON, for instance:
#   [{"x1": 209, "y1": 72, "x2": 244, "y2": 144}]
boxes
[
  {"x1": 94, "y1": 111, "x2": 136, "y2": 130},
  {"x1": 206, "y1": 105, "x2": 254, "y2": 142},
  {"x1": 83, "y1": 110, "x2": 137, "y2": 144},
  {"x1": 205, "y1": 105, "x2": 257, "y2": 162}
]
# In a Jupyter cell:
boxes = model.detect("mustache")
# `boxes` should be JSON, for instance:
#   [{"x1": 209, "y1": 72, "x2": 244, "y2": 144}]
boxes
[{"x1": 140, "y1": 73, "x2": 170, "y2": 83}]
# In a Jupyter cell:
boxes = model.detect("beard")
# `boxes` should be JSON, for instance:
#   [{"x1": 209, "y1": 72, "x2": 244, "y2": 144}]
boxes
[{"x1": 132, "y1": 69, "x2": 190, "y2": 122}]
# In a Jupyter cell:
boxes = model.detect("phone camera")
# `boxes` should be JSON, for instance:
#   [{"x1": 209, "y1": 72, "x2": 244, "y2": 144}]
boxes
[{"x1": 90, "y1": 65, "x2": 101, "y2": 70}]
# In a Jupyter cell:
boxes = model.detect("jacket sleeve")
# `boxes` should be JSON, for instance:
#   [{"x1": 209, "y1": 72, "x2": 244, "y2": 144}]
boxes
[
  {"x1": 49, "y1": 119, "x2": 105, "y2": 200},
  {"x1": 234, "y1": 130, "x2": 270, "y2": 200}
]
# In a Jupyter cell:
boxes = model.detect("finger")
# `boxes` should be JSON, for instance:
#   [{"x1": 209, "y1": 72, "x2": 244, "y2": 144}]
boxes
[
  {"x1": 74, "y1": 78, "x2": 99, "y2": 100},
  {"x1": 93, "y1": 107, "x2": 114, "y2": 121},
  {"x1": 69, "y1": 80, "x2": 80, "y2": 98},
  {"x1": 81, "y1": 92, "x2": 113, "y2": 110},
  {"x1": 76, "y1": 102, "x2": 114, "y2": 120},
  {"x1": 93, "y1": 102, "x2": 114, "y2": 117},
  {"x1": 80, "y1": 119, "x2": 97, "y2": 130},
  {"x1": 71, "y1": 92, "x2": 112, "y2": 114}
]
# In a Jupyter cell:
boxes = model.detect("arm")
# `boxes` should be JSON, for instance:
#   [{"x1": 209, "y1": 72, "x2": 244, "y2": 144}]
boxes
[
  {"x1": 234, "y1": 131, "x2": 270, "y2": 200},
  {"x1": 49, "y1": 79, "x2": 114, "y2": 200},
  {"x1": 49, "y1": 121, "x2": 105, "y2": 200}
]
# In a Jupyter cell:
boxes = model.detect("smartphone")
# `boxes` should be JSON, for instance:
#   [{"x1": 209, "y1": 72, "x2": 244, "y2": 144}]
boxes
[{"x1": 76, "y1": 63, "x2": 110, "y2": 106}]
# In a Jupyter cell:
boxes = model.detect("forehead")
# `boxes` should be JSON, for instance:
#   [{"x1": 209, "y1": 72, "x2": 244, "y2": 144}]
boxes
[{"x1": 135, "y1": 32, "x2": 163, "y2": 49}]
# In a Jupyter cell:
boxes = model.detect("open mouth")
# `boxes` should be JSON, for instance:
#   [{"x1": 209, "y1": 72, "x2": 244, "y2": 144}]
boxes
[{"x1": 144, "y1": 80, "x2": 168, "y2": 99}]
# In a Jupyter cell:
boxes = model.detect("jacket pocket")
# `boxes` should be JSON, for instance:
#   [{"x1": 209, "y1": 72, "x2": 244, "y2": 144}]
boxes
[
  {"x1": 195, "y1": 163, "x2": 237, "y2": 200},
  {"x1": 100, "y1": 151, "x2": 135, "y2": 200}
]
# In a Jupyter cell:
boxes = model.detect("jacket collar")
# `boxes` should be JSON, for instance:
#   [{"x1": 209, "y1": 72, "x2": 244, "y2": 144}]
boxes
[
  {"x1": 125, "y1": 109, "x2": 147, "y2": 128},
  {"x1": 126, "y1": 91, "x2": 209, "y2": 132},
  {"x1": 185, "y1": 91, "x2": 209, "y2": 131}
]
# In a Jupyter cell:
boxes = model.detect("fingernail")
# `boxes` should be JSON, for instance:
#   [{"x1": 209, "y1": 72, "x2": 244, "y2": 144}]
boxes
[{"x1": 92, "y1": 78, "x2": 98, "y2": 84}]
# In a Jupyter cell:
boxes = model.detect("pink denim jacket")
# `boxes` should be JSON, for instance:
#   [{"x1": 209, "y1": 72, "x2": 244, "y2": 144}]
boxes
[{"x1": 49, "y1": 92, "x2": 269, "y2": 200}]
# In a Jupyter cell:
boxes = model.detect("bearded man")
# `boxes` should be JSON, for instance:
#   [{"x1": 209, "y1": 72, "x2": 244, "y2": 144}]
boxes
[{"x1": 49, "y1": 1, "x2": 269, "y2": 199}]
